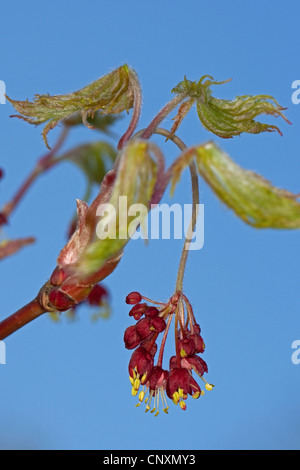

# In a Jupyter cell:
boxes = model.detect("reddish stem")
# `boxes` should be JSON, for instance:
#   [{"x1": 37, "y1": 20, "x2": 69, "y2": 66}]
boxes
[
  {"x1": 157, "y1": 314, "x2": 172, "y2": 368},
  {"x1": 175, "y1": 317, "x2": 181, "y2": 368},
  {"x1": 141, "y1": 295, "x2": 165, "y2": 306},
  {"x1": 117, "y1": 71, "x2": 142, "y2": 150},
  {"x1": 0, "y1": 299, "x2": 46, "y2": 340},
  {"x1": 140, "y1": 93, "x2": 186, "y2": 140}
]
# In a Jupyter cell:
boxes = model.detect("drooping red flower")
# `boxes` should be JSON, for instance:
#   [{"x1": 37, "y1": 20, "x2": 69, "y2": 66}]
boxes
[
  {"x1": 166, "y1": 367, "x2": 201, "y2": 410},
  {"x1": 128, "y1": 347, "x2": 154, "y2": 386},
  {"x1": 189, "y1": 333, "x2": 205, "y2": 353},
  {"x1": 87, "y1": 284, "x2": 108, "y2": 306},
  {"x1": 144, "y1": 366, "x2": 169, "y2": 416},
  {"x1": 181, "y1": 355, "x2": 208, "y2": 377}
]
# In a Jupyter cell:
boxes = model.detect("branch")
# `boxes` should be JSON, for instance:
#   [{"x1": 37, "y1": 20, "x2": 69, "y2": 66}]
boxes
[{"x1": 0, "y1": 299, "x2": 46, "y2": 340}]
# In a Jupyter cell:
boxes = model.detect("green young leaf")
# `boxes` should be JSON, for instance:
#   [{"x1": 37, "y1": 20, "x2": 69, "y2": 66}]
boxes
[
  {"x1": 171, "y1": 142, "x2": 300, "y2": 229},
  {"x1": 171, "y1": 75, "x2": 291, "y2": 139},
  {"x1": 58, "y1": 141, "x2": 117, "y2": 202},
  {"x1": 7, "y1": 65, "x2": 136, "y2": 148},
  {"x1": 77, "y1": 139, "x2": 158, "y2": 275}
]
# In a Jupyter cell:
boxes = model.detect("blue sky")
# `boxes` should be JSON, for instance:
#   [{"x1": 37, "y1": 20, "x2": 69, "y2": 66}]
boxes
[{"x1": 0, "y1": 0, "x2": 299, "y2": 450}]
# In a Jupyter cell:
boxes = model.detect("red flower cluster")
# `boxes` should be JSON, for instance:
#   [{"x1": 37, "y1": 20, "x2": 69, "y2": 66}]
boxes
[{"x1": 124, "y1": 291, "x2": 213, "y2": 416}]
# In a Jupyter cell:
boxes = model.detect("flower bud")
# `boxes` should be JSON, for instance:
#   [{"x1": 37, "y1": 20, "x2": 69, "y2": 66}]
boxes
[
  {"x1": 126, "y1": 291, "x2": 142, "y2": 305},
  {"x1": 129, "y1": 303, "x2": 147, "y2": 321},
  {"x1": 144, "y1": 307, "x2": 159, "y2": 319},
  {"x1": 150, "y1": 316, "x2": 166, "y2": 333},
  {"x1": 136, "y1": 318, "x2": 153, "y2": 340},
  {"x1": 124, "y1": 325, "x2": 142, "y2": 350}
]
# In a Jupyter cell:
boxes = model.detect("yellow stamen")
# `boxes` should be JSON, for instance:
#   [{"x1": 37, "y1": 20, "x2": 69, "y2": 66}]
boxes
[
  {"x1": 160, "y1": 388, "x2": 169, "y2": 414},
  {"x1": 145, "y1": 404, "x2": 151, "y2": 413},
  {"x1": 150, "y1": 407, "x2": 156, "y2": 414},
  {"x1": 205, "y1": 383, "x2": 214, "y2": 391},
  {"x1": 141, "y1": 372, "x2": 148, "y2": 384},
  {"x1": 129, "y1": 375, "x2": 134, "y2": 386},
  {"x1": 179, "y1": 400, "x2": 187, "y2": 410},
  {"x1": 154, "y1": 410, "x2": 159, "y2": 417},
  {"x1": 180, "y1": 349, "x2": 187, "y2": 358},
  {"x1": 134, "y1": 378, "x2": 140, "y2": 390},
  {"x1": 201, "y1": 390, "x2": 205, "y2": 396},
  {"x1": 138, "y1": 390, "x2": 145, "y2": 402},
  {"x1": 172, "y1": 391, "x2": 179, "y2": 403},
  {"x1": 131, "y1": 386, "x2": 138, "y2": 396},
  {"x1": 178, "y1": 387, "x2": 184, "y2": 398},
  {"x1": 192, "y1": 391, "x2": 200, "y2": 399}
]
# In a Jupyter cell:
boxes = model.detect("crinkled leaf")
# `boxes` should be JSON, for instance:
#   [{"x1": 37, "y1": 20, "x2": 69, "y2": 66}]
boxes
[
  {"x1": 77, "y1": 140, "x2": 158, "y2": 275},
  {"x1": 171, "y1": 142, "x2": 300, "y2": 229},
  {"x1": 7, "y1": 65, "x2": 136, "y2": 148},
  {"x1": 171, "y1": 75, "x2": 290, "y2": 139},
  {"x1": 0, "y1": 237, "x2": 35, "y2": 260}
]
